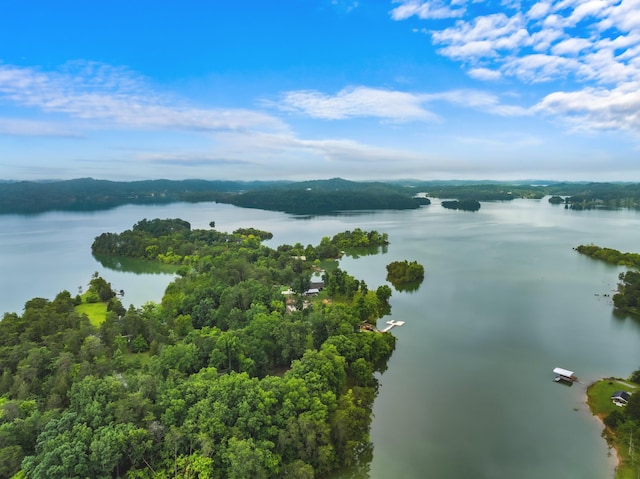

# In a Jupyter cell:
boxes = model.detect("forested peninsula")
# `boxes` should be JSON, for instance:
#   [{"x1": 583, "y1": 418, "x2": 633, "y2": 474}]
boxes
[
  {"x1": 3, "y1": 178, "x2": 640, "y2": 216},
  {"x1": 0, "y1": 219, "x2": 398, "y2": 479}
]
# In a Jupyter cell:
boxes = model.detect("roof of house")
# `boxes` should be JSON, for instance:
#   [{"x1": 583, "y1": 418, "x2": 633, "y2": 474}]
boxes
[{"x1": 612, "y1": 391, "x2": 632, "y2": 401}]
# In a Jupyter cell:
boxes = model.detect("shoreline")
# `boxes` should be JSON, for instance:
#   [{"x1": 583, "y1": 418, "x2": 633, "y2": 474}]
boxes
[
  {"x1": 588, "y1": 400, "x2": 620, "y2": 476},
  {"x1": 585, "y1": 378, "x2": 637, "y2": 479}
]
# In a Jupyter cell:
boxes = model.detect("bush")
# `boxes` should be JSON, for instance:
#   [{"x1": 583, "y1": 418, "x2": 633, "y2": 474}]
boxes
[{"x1": 604, "y1": 409, "x2": 625, "y2": 429}]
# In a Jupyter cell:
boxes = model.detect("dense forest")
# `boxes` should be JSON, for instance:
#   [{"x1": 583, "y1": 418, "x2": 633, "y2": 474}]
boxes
[
  {"x1": 0, "y1": 219, "x2": 400, "y2": 478},
  {"x1": 3, "y1": 178, "x2": 640, "y2": 216}
]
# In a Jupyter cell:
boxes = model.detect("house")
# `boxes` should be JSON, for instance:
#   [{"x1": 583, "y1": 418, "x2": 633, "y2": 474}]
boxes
[{"x1": 612, "y1": 390, "x2": 632, "y2": 406}]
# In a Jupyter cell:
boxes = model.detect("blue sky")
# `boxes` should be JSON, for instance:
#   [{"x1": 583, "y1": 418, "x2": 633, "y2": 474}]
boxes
[{"x1": 1, "y1": 0, "x2": 639, "y2": 182}]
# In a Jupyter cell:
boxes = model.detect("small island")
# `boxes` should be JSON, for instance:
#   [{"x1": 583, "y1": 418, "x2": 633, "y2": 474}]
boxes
[
  {"x1": 386, "y1": 260, "x2": 425, "y2": 292},
  {"x1": 441, "y1": 199, "x2": 481, "y2": 212}
]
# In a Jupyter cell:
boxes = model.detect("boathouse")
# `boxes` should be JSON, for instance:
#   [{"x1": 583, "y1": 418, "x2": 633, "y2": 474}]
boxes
[{"x1": 553, "y1": 367, "x2": 577, "y2": 382}]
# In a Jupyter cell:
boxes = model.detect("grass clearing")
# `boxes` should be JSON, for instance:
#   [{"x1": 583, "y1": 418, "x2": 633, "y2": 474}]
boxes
[
  {"x1": 75, "y1": 301, "x2": 108, "y2": 327},
  {"x1": 125, "y1": 351, "x2": 152, "y2": 368}
]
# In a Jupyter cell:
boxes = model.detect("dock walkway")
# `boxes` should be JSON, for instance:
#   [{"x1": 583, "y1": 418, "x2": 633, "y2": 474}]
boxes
[{"x1": 380, "y1": 320, "x2": 405, "y2": 333}]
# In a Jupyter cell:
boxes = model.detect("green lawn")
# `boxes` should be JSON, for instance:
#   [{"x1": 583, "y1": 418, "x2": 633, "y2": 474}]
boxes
[
  {"x1": 587, "y1": 378, "x2": 638, "y2": 479},
  {"x1": 75, "y1": 301, "x2": 108, "y2": 327}
]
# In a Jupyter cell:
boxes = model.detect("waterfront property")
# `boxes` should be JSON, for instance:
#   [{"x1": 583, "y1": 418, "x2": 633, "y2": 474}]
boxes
[{"x1": 611, "y1": 390, "x2": 632, "y2": 406}]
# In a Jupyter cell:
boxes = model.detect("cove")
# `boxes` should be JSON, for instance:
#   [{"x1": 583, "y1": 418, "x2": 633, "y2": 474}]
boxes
[{"x1": 2, "y1": 198, "x2": 640, "y2": 478}]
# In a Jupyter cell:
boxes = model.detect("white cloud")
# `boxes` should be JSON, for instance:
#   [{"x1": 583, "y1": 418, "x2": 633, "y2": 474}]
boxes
[
  {"x1": 551, "y1": 38, "x2": 592, "y2": 55},
  {"x1": 503, "y1": 54, "x2": 582, "y2": 82},
  {"x1": 431, "y1": 13, "x2": 531, "y2": 61},
  {"x1": 597, "y1": 0, "x2": 640, "y2": 32},
  {"x1": 0, "y1": 62, "x2": 286, "y2": 134},
  {"x1": 527, "y1": 1, "x2": 552, "y2": 20},
  {"x1": 533, "y1": 82, "x2": 640, "y2": 131},
  {"x1": 390, "y1": 0, "x2": 466, "y2": 20},
  {"x1": 274, "y1": 86, "x2": 439, "y2": 121},
  {"x1": 0, "y1": 118, "x2": 80, "y2": 137},
  {"x1": 467, "y1": 67, "x2": 503, "y2": 80},
  {"x1": 274, "y1": 85, "x2": 528, "y2": 121},
  {"x1": 391, "y1": 0, "x2": 640, "y2": 132}
]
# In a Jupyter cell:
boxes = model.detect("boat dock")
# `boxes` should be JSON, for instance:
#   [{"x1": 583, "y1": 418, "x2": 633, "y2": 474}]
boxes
[
  {"x1": 380, "y1": 320, "x2": 405, "y2": 332},
  {"x1": 553, "y1": 367, "x2": 578, "y2": 383}
]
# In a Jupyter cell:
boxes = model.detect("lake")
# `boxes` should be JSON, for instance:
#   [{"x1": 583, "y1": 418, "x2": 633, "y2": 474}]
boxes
[{"x1": 2, "y1": 198, "x2": 640, "y2": 478}]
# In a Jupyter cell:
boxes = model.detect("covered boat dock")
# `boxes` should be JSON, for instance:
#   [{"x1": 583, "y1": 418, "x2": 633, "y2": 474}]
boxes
[{"x1": 553, "y1": 367, "x2": 577, "y2": 383}]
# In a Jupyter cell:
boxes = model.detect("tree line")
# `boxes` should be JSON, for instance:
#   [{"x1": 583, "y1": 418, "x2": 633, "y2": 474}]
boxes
[{"x1": 3, "y1": 178, "x2": 640, "y2": 216}]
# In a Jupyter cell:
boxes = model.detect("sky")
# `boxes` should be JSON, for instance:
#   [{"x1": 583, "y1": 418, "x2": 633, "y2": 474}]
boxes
[{"x1": 1, "y1": 0, "x2": 639, "y2": 182}]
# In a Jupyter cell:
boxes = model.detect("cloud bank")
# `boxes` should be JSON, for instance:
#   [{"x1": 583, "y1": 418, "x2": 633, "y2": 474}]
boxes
[{"x1": 390, "y1": 0, "x2": 640, "y2": 132}]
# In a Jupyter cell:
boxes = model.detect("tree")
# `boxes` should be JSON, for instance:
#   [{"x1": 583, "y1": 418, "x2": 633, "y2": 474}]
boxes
[{"x1": 625, "y1": 391, "x2": 640, "y2": 423}]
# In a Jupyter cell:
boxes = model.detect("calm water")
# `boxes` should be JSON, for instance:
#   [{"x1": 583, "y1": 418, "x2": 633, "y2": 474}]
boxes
[{"x1": 2, "y1": 198, "x2": 640, "y2": 478}]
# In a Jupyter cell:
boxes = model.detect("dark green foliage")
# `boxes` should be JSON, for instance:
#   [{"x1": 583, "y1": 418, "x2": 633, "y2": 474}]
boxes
[
  {"x1": 0, "y1": 178, "x2": 274, "y2": 214},
  {"x1": 604, "y1": 409, "x2": 625, "y2": 429},
  {"x1": 629, "y1": 368, "x2": 640, "y2": 384},
  {"x1": 441, "y1": 199, "x2": 481, "y2": 212},
  {"x1": 0, "y1": 178, "x2": 423, "y2": 215},
  {"x1": 625, "y1": 391, "x2": 640, "y2": 423},
  {"x1": 1, "y1": 220, "x2": 399, "y2": 478},
  {"x1": 88, "y1": 273, "x2": 116, "y2": 302},
  {"x1": 576, "y1": 245, "x2": 640, "y2": 315},
  {"x1": 221, "y1": 179, "x2": 425, "y2": 214},
  {"x1": 328, "y1": 229, "x2": 388, "y2": 253},
  {"x1": 233, "y1": 227, "x2": 274, "y2": 241},
  {"x1": 386, "y1": 260, "x2": 425, "y2": 290},
  {"x1": 613, "y1": 271, "x2": 640, "y2": 315},
  {"x1": 419, "y1": 183, "x2": 522, "y2": 200},
  {"x1": 575, "y1": 244, "x2": 640, "y2": 268},
  {"x1": 548, "y1": 195, "x2": 564, "y2": 204},
  {"x1": 419, "y1": 181, "x2": 640, "y2": 207},
  {"x1": 133, "y1": 218, "x2": 191, "y2": 235},
  {"x1": 4, "y1": 179, "x2": 640, "y2": 216}
]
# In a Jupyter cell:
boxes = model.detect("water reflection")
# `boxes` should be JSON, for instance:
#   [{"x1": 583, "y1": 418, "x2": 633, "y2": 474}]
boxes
[
  {"x1": 343, "y1": 245, "x2": 388, "y2": 259},
  {"x1": 92, "y1": 253, "x2": 179, "y2": 275}
]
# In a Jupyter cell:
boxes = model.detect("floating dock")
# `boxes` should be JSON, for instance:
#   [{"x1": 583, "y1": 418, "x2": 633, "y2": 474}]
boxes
[
  {"x1": 553, "y1": 367, "x2": 578, "y2": 383},
  {"x1": 380, "y1": 320, "x2": 405, "y2": 333}
]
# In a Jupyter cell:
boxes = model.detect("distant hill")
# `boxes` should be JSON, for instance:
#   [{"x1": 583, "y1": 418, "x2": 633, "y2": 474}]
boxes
[
  {"x1": 1, "y1": 178, "x2": 639, "y2": 215},
  {"x1": 0, "y1": 178, "x2": 275, "y2": 214},
  {"x1": 0, "y1": 177, "x2": 427, "y2": 215}
]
